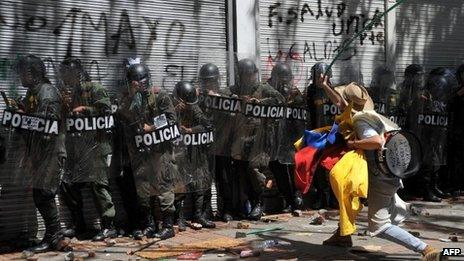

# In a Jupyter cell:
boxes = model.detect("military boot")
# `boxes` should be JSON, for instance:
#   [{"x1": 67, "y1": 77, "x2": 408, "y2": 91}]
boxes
[
  {"x1": 154, "y1": 213, "x2": 175, "y2": 240},
  {"x1": 248, "y1": 200, "x2": 263, "y2": 221},
  {"x1": 175, "y1": 200, "x2": 187, "y2": 232},
  {"x1": 92, "y1": 218, "x2": 118, "y2": 241}
]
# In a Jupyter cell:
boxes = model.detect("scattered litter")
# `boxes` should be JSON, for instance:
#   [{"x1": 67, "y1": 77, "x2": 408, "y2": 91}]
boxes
[
  {"x1": 439, "y1": 238, "x2": 452, "y2": 242},
  {"x1": 88, "y1": 250, "x2": 96, "y2": 258},
  {"x1": 217, "y1": 253, "x2": 226, "y2": 257},
  {"x1": 251, "y1": 239, "x2": 279, "y2": 251},
  {"x1": 449, "y1": 236, "x2": 459, "y2": 242},
  {"x1": 309, "y1": 214, "x2": 326, "y2": 225},
  {"x1": 237, "y1": 222, "x2": 251, "y2": 229},
  {"x1": 106, "y1": 239, "x2": 117, "y2": 246},
  {"x1": 64, "y1": 251, "x2": 74, "y2": 261},
  {"x1": 292, "y1": 210, "x2": 302, "y2": 217},
  {"x1": 177, "y1": 251, "x2": 203, "y2": 260},
  {"x1": 189, "y1": 222, "x2": 202, "y2": 230},
  {"x1": 26, "y1": 257, "x2": 38, "y2": 261},
  {"x1": 21, "y1": 250, "x2": 34, "y2": 259},
  {"x1": 410, "y1": 205, "x2": 430, "y2": 216},
  {"x1": 260, "y1": 213, "x2": 292, "y2": 223},
  {"x1": 357, "y1": 230, "x2": 368, "y2": 236},
  {"x1": 408, "y1": 231, "x2": 420, "y2": 237},
  {"x1": 240, "y1": 249, "x2": 260, "y2": 258}
]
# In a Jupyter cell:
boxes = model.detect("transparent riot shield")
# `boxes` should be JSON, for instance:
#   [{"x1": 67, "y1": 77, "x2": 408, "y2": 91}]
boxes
[
  {"x1": 368, "y1": 64, "x2": 396, "y2": 116},
  {"x1": 57, "y1": 58, "x2": 114, "y2": 186},
  {"x1": 264, "y1": 61, "x2": 307, "y2": 165},
  {"x1": 410, "y1": 68, "x2": 457, "y2": 167},
  {"x1": 2, "y1": 55, "x2": 65, "y2": 193},
  {"x1": 116, "y1": 62, "x2": 180, "y2": 197},
  {"x1": 395, "y1": 64, "x2": 425, "y2": 129},
  {"x1": 229, "y1": 56, "x2": 283, "y2": 170},
  {"x1": 171, "y1": 99, "x2": 214, "y2": 194}
]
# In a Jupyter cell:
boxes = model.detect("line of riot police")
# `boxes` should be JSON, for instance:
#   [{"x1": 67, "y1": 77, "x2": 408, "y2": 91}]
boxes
[{"x1": 2, "y1": 54, "x2": 463, "y2": 254}]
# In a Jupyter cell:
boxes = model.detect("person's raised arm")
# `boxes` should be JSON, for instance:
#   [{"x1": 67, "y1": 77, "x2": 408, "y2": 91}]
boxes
[{"x1": 317, "y1": 75, "x2": 348, "y2": 111}]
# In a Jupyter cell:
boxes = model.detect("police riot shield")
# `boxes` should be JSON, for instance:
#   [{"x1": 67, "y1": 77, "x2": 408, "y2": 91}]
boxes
[
  {"x1": 2, "y1": 55, "x2": 65, "y2": 192},
  {"x1": 229, "y1": 57, "x2": 283, "y2": 169},
  {"x1": 171, "y1": 94, "x2": 214, "y2": 194},
  {"x1": 368, "y1": 64, "x2": 396, "y2": 116},
  {"x1": 264, "y1": 62, "x2": 307, "y2": 164},
  {"x1": 115, "y1": 61, "x2": 180, "y2": 197},
  {"x1": 58, "y1": 58, "x2": 114, "y2": 185},
  {"x1": 395, "y1": 64, "x2": 425, "y2": 129},
  {"x1": 197, "y1": 62, "x2": 237, "y2": 157},
  {"x1": 411, "y1": 68, "x2": 457, "y2": 167}
]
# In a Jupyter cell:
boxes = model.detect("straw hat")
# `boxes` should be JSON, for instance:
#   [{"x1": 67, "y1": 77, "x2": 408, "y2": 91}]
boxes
[{"x1": 335, "y1": 82, "x2": 374, "y2": 112}]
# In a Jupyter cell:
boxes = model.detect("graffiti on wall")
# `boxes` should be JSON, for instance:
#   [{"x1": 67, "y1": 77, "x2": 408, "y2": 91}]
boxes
[
  {"x1": 0, "y1": 1, "x2": 225, "y2": 91},
  {"x1": 263, "y1": 0, "x2": 384, "y2": 86}
]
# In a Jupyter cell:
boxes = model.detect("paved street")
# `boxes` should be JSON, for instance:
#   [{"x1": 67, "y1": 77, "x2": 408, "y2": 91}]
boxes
[{"x1": 1, "y1": 198, "x2": 464, "y2": 260}]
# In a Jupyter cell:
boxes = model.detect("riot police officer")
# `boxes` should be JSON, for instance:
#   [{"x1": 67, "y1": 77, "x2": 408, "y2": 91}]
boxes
[
  {"x1": 172, "y1": 81, "x2": 216, "y2": 229},
  {"x1": 58, "y1": 58, "x2": 117, "y2": 241},
  {"x1": 15, "y1": 55, "x2": 67, "y2": 253},
  {"x1": 449, "y1": 64, "x2": 464, "y2": 197},
  {"x1": 116, "y1": 62, "x2": 177, "y2": 240},
  {"x1": 197, "y1": 63, "x2": 236, "y2": 221},
  {"x1": 267, "y1": 63, "x2": 304, "y2": 213},
  {"x1": 306, "y1": 62, "x2": 337, "y2": 209},
  {"x1": 230, "y1": 58, "x2": 285, "y2": 220},
  {"x1": 411, "y1": 68, "x2": 455, "y2": 202}
]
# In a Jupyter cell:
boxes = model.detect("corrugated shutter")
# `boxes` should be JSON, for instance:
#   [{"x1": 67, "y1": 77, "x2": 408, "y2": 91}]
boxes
[
  {"x1": 0, "y1": 0, "x2": 226, "y2": 241},
  {"x1": 258, "y1": 0, "x2": 386, "y2": 88},
  {"x1": 396, "y1": 0, "x2": 464, "y2": 82}
]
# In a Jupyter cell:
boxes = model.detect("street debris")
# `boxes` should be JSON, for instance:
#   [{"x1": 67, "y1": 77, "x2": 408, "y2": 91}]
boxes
[
  {"x1": 439, "y1": 238, "x2": 452, "y2": 242},
  {"x1": 240, "y1": 249, "x2": 260, "y2": 258},
  {"x1": 309, "y1": 213, "x2": 326, "y2": 225},
  {"x1": 408, "y1": 231, "x2": 420, "y2": 237},
  {"x1": 64, "y1": 251, "x2": 74, "y2": 261},
  {"x1": 21, "y1": 250, "x2": 34, "y2": 259},
  {"x1": 449, "y1": 235, "x2": 459, "y2": 242},
  {"x1": 235, "y1": 227, "x2": 283, "y2": 238},
  {"x1": 176, "y1": 251, "x2": 203, "y2": 260},
  {"x1": 237, "y1": 222, "x2": 251, "y2": 229}
]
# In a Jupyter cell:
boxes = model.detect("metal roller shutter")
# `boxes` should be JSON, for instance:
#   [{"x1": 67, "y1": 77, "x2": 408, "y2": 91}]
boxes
[
  {"x1": 0, "y1": 0, "x2": 227, "y2": 241},
  {"x1": 258, "y1": 0, "x2": 386, "y2": 89},
  {"x1": 396, "y1": 0, "x2": 464, "y2": 82}
]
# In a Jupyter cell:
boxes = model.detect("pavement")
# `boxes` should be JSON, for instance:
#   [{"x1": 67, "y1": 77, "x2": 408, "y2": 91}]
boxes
[{"x1": 1, "y1": 198, "x2": 464, "y2": 260}]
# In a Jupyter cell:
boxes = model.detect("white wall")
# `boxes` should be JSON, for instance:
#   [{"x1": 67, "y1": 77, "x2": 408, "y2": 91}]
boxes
[{"x1": 235, "y1": 0, "x2": 259, "y2": 62}]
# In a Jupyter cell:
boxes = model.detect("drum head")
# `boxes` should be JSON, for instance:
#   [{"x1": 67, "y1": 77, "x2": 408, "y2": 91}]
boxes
[{"x1": 383, "y1": 130, "x2": 422, "y2": 178}]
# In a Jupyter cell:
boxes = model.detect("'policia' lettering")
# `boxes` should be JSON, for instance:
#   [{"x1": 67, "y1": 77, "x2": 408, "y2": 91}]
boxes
[
  {"x1": 417, "y1": 114, "x2": 448, "y2": 127},
  {"x1": 389, "y1": 115, "x2": 406, "y2": 127},
  {"x1": 135, "y1": 124, "x2": 181, "y2": 148},
  {"x1": 245, "y1": 103, "x2": 285, "y2": 119},
  {"x1": 180, "y1": 130, "x2": 214, "y2": 146},
  {"x1": 374, "y1": 102, "x2": 386, "y2": 114},
  {"x1": 199, "y1": 95, "x2": 242, "y2": 113},
  {"x1": 2, "y1": 110, "x2": 59, "y2": 135},
  {"x1": 67, "y1": 115, "x2": 114, "y2": 132},
  {"x1": 286, "y1": 107, "x2": 307, "y2": 120},
  {"x1": 323, "y1": 103, "x2": 341, "y2": 116}
]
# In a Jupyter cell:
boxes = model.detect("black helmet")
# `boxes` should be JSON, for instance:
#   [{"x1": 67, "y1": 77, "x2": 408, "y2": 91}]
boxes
[
  {"x1": 199, "y1": 63, "x2": 220, "y2": 79},
  {"x1": 60, "y1": 57, "x2": 90, "y2": 88},
  {"x1": 269, "y1": 63, "x2": 293, "y2": 92},
  {"x1": 127, "y1": 63, "x2": 151, "y2": 91},
  {"x1": 238, "y1": 59, "x2": 258, "y2": 76},
  {"x1": 271, "y1": 62, "x2": 293, "y2": 80},
  {"x1": 174, "y1": 81, "x2": 198, "y2": 105},
  {"x1": 311, "y1": 62, "x2": 332, "y2": 83},
  {"x1": 404, "y1": 64, "x2": 424, "y2": 77},
  {"x1": 456, "y1": 64, "x2": 464, "y2": 86},
  {"x1": 426, "y1": 67, "x2": 458, "y2": 98},
  {"x1": 16, "y1": 55, "x2": 48, "y2": 88}
]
